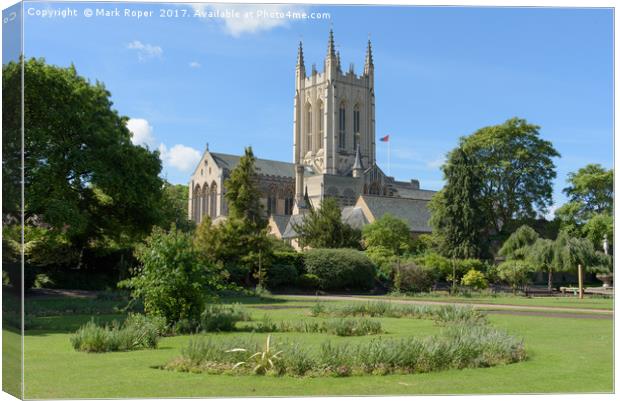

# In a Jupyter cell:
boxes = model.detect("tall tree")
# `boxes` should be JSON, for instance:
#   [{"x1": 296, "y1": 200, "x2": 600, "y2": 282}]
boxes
[
  {"x1": 195, "y1": 147, "x2": 271, "y2": 286},
  {"x1": 362, "y1": 213, "x2": 411, "y2": 256},
  {"x1": 293, "y1": 197, "x2": 361, "y2": 249},
  {"x1": 429, "y1": 147, "x2": 485, "y2": 259},
  {"x1": 225, "y1": 147, "x2": 265, "y2": 227},
  {"x1": 555, "y1": 164, "x2": 613, "y2": 253},
  {"x1": 563, "y1": 164, "x2": 613, "y2": 215},
  {"x1": 3, "y1": 58, "x2": 165, "y2": 261},
  {"x1": 459, "y1": 117, "x2": 560, "y2": 235}
]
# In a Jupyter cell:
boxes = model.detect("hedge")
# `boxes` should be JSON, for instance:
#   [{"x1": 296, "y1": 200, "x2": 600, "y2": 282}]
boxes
[{"x1": 303, "y1": 248, "x2": 376, "y2": 291}]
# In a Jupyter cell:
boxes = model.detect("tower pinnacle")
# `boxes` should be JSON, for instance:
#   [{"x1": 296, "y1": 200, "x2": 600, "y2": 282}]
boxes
[
  {"x1": 297, "y1": 41, "x2": 305, "y2": 68},
  {"x1": 364, "y1": 38, "x2": 374, "y2": 75},
  {"x1": 327, "y1": 29, "x2": 336, "y2": 59}
]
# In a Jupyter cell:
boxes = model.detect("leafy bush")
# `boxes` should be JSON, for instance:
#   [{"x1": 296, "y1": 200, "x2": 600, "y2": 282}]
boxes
[
  {"x1": 461, "y1": 269, "x2": 488, "y2": 290},
  {"x1": 398, "y1": 262, "x2": 436, "y2": 293},
  {"x1": 70, "y1": 314, "x2": 166, "y2": 352},
  {"x1": 365, "y1": 246, "x2": 398, "y2": 281},
  {"x1": 496, "y1": 260, "x2": 534, "y2": 293},
  {"x1": 413, "y1": 253, "x2": 489, "y2": 285},
  {"x1": 413, "y1": 252, "x2": 450, "y2": 281},
  {"x1": 266, "y1": 264, "x2": 298, "y2": 289},
  {"x1": 297, "y1": 273, "x2": 320, "y2": 290},
  {"x1": 304, "y1": 248, "x2": 376, "y2": 290},
  {"x1": 119, "y1": 226, "x2": 221, "y2": 325}
]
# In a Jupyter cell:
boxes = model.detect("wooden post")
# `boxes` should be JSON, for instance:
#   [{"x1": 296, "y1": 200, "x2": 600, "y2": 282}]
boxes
[{"x1": 578, "y1": 264, "x2": 584, "y2": 299}]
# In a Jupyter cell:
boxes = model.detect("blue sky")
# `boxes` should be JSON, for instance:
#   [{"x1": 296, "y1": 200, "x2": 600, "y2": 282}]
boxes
[{"x1": 22, "y1": 2, "x2": 613, "y2": 213}]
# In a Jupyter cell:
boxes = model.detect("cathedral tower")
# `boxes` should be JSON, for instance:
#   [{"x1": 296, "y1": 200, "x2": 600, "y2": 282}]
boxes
[{"x1": 293, "y1": 30, "x2": 376, "y2": 179}]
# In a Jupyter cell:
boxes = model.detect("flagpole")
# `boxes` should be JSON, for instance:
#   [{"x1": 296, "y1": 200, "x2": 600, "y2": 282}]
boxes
[{"x1": 387, "y1": 139, "x2": 391, "y2": 176}]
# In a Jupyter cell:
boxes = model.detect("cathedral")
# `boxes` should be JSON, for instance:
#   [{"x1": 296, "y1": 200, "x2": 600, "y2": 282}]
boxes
[{"x1": 188, "y1": 30, "x2": 435, "y2": 246}]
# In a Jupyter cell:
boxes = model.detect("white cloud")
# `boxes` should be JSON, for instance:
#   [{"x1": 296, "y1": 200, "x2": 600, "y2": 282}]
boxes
[
  {"x1": 191, "y1": 4, "x2": 305, "y2": 37},
  {"x1": 127, "y1": 40, "x2": 163, "y2": 61},
  {"x1": 159, "y1": 144, "x2": 201, "y2": 172},
  {"x1": 128, "y1": 118, "x2": 201, "y2": 173},
  {"x1": 189, "y1": 61, "x2": 202, "y2": 68},
  {"x1": 127, "y1": 118, "x2": 156, "y2": 148}
]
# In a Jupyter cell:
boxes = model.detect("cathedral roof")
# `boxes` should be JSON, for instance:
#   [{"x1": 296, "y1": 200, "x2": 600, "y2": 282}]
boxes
[
  {"x1": 357, "y1": 195, "x2": 432, "y2": 233},
  {"x1": 341, "y1": 206, "x2": 368, "y2": 230},
  {"x1": 391, "y1": 185, "x2": 436, "y2": 201},
  {"x1": 269, "y1": 214, "x2": 292, "y2": 237},
  {"x1": 210, "y1": 152, "x2": 297, "y2": 179}
]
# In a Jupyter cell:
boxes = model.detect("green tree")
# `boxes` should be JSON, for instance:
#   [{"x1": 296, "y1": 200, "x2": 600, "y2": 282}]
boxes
[
  {"x1": 159, "y1": 182, "x2": 194, "y2": 232},
  {"x1": 293, "y1": 197, "x2": 361, "y2": 249},
  {"x1": 429, "y1": 147, "x2": 486, "y2": 259},
  {"x1": 496, "y1": 260, "x2": 534, "y2": 294},
  {"x1": 563, "y1": 164, "x2": 613, "y2": 215},
  {"x1": 459, "y1": 117, "x2": 560, "y2": 236},
  {"x1": 362, "y1": 213, "x2": 411, "y2": 255},
  {"x1": 553, "y1": 231, "x2": 602, "y2": 298},
  {"x1": 555, "y1": 164, "x2": 613, "y2": 253},
  {"x1": 498, "y1": 225, "x2": 540, "y2": 259},
  {"x1": 194, "y1": 147, "x2": 272, "y2": 286},
  {"x1": 119, "y1": 226, "x2": 222, "y2": 325},
  {"x1": 582, "y1": 214, "x2": 613, "y2": 253},
  {"x1": 3, "y1": 58, "x2": 165, "y2": 260},
  {"x1": 225, "y1": 147, "x2": 265, "y2": 226},
  {"x1": 525, "y1": 238, "x2": 556, "y2": 291}
]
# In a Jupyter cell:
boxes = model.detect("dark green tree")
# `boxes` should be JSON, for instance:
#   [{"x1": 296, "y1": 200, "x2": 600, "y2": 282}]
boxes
[
  {"x1": 194, "y1": 147, "x2": 272, "y2": 286},
  {"x1": 225, "y1": 147, "x2": 265, "y2": 226},
  {"x1": 3, "y1": 58, "x2": 165, "y2": 259},
  {"x1": 459, "y1": 117, "x2": 560, "y2": 235},
  {"x1": 429, "y1": 147, "x2": 485, "y2": 259},
  {"x1": 293, "y1": 197, "x2": 361, "y2": 249}
]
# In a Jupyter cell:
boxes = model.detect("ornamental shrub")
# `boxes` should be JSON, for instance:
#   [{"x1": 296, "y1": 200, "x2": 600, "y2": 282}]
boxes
[
  {"x1": 119, "y1": 226, "x2": 221, "y2": 325},
  {"x1": 303, "y1": 248, "x2": 377, "y2": 290},
  {"x1": 461, "y1": 269, "x2": 488, "y2": 290}
]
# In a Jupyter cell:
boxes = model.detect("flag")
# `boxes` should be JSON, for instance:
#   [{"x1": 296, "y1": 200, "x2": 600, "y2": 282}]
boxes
[{"x1": 380, "y1": 135, "x2": 390, "y2": 142}]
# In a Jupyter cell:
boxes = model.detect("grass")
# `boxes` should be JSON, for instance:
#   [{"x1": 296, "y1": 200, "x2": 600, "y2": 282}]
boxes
[{"x1": 19, "y1": 294, "x2": 613, "y2": 398}]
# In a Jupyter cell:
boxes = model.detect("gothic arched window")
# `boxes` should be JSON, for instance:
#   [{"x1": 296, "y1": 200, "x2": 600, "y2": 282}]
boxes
[
  {"x1": 306, "y1": 105, "x2": 312, "y2": 152},
  {"x1": 210, "y1": 182, "x2": 217, "y2": 219},
  {"x1": 338, "y1": 102, "x2": 346, "y2": 150},
  {"x1": 317, "y1": 101, "x2": 324, "y2": 150}
]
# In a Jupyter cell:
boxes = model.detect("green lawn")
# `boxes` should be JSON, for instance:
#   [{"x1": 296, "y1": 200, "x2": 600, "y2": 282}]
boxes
[{"x1": 20, "y1": 295, "x2": 613, "y2": 398}]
